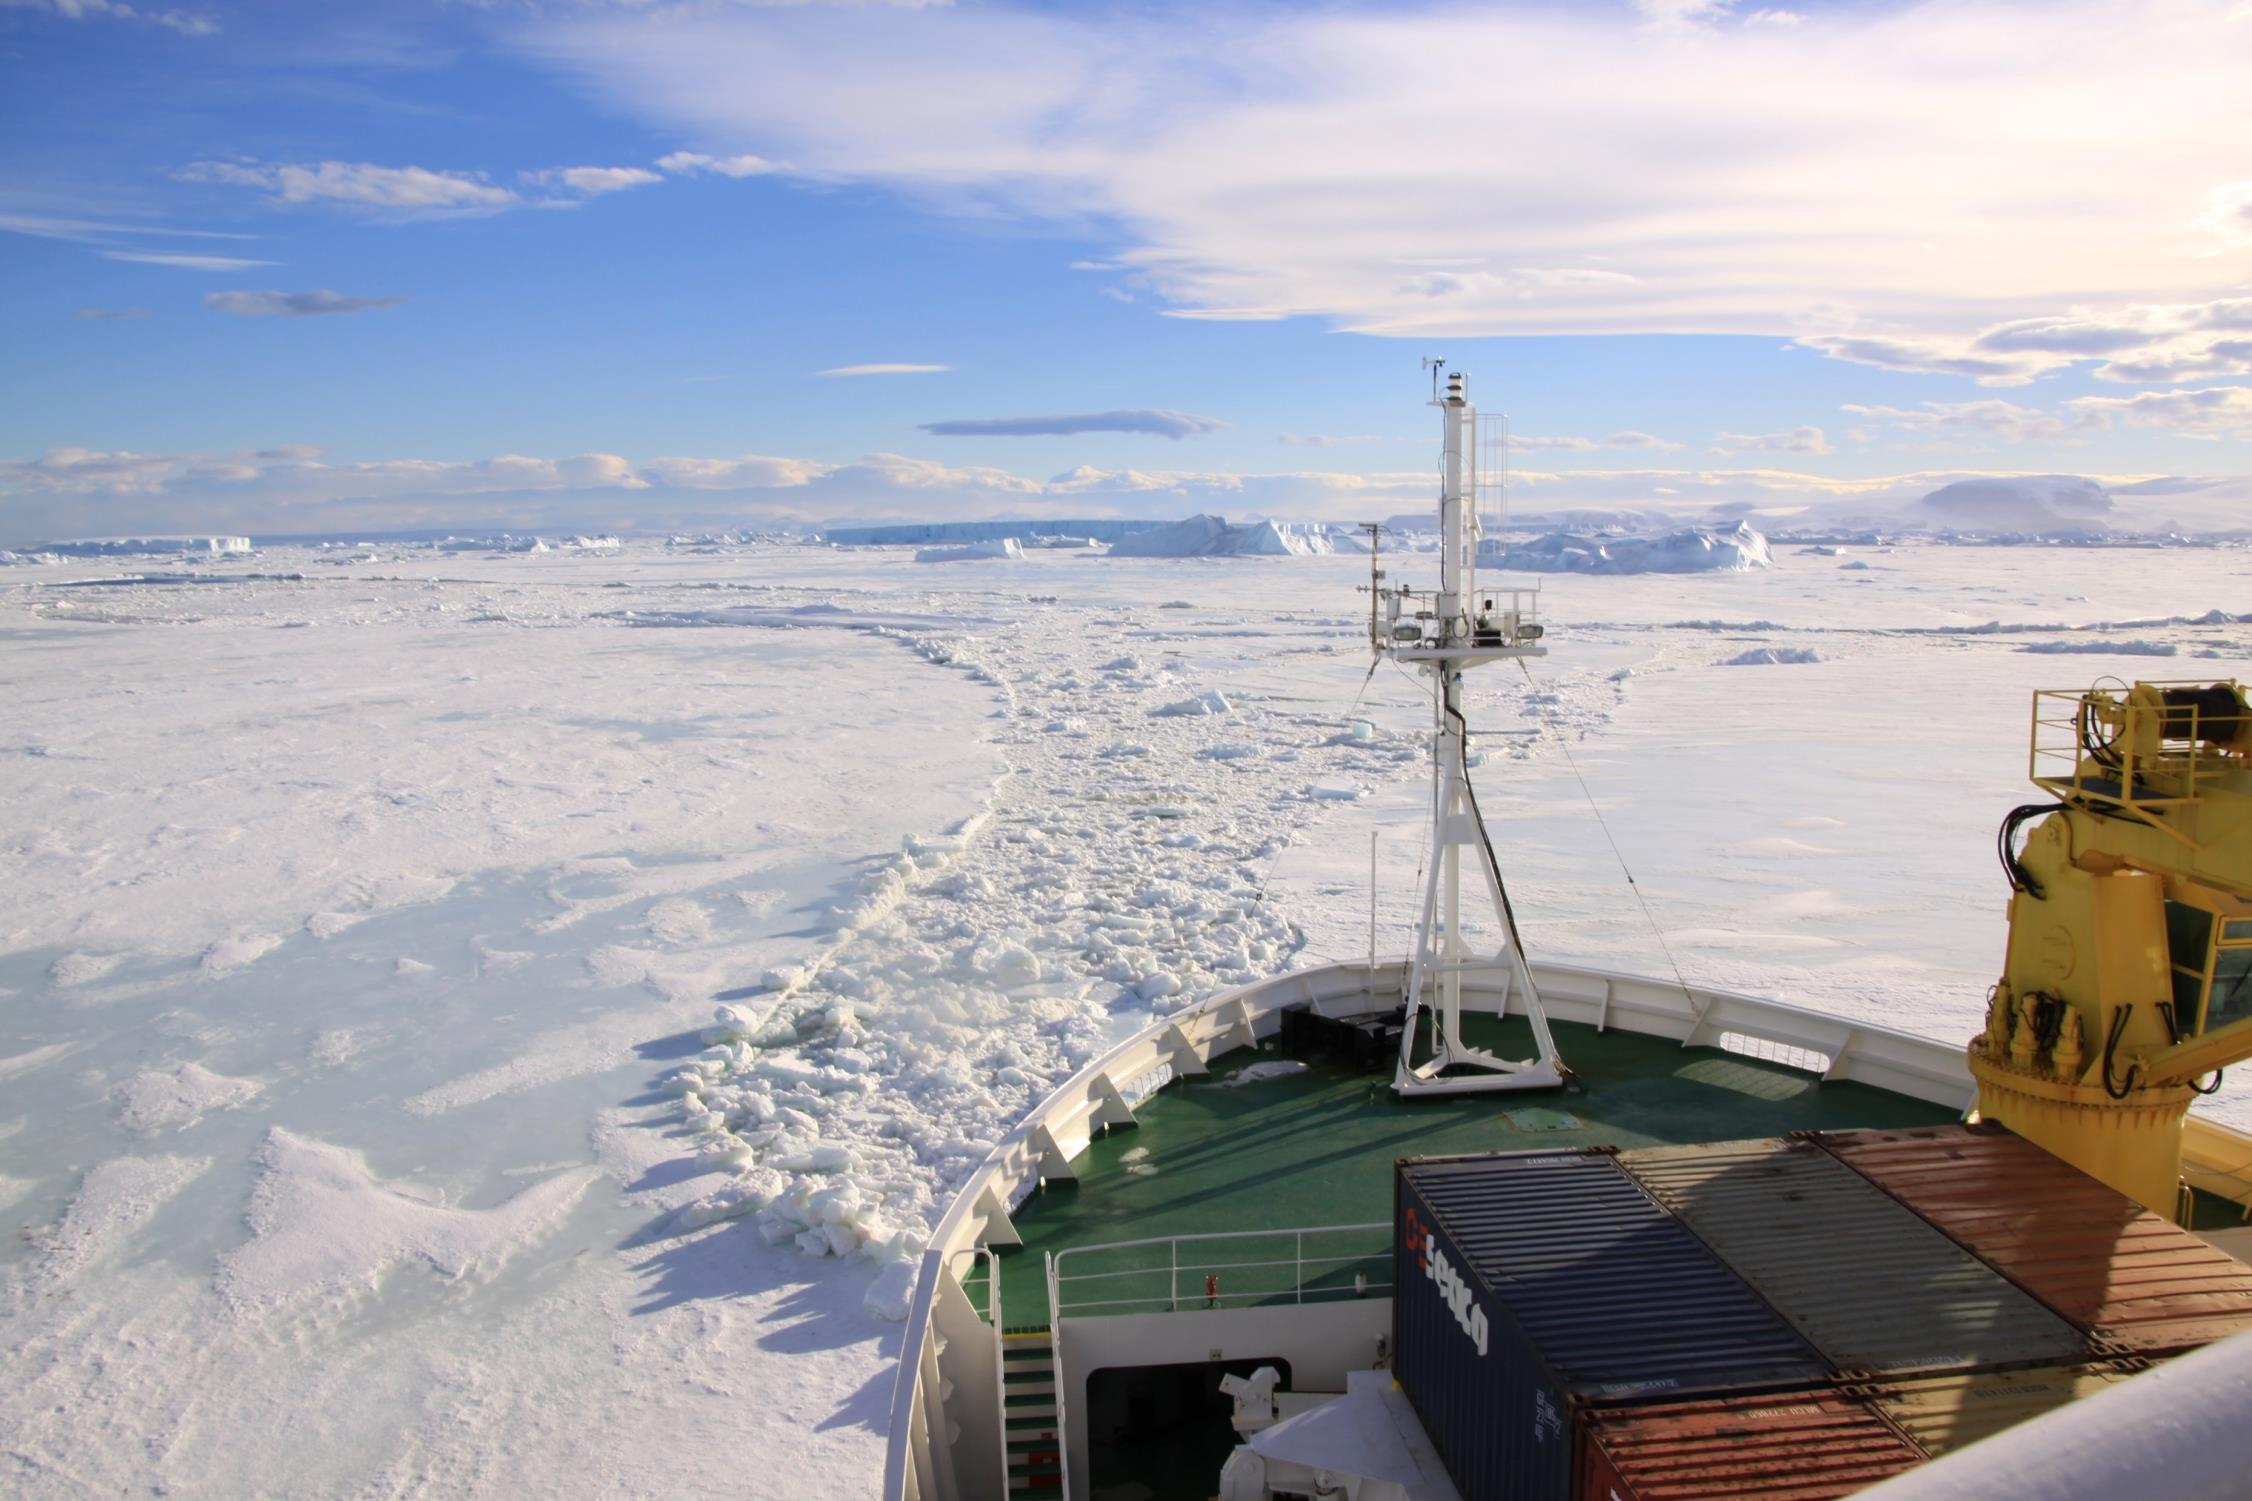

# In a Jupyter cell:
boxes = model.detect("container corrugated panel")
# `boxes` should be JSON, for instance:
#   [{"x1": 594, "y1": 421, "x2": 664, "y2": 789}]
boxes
[
  {"x1": 1619, "y1": 1140, "x2": 2087, "y2": 1375},
  {"x1": 1397, "y1": 1150, "x2": 1827, "y2": 1501},
  {"x1": 1576, "y1": 1387, "x2": 1924, "y2": 1501},
  {"x1": 1819, "y1": 1123, "x2": 2252, "y2": 1355},
  {"x1": 1860, "y1": 1361, "x2": 2142, "y2": 1459}
]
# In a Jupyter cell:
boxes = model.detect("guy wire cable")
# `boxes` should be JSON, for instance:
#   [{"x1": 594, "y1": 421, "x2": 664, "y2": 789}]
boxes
[{"x1": 1514, "y1": 658, "x2": 1701, "y2": 1015}]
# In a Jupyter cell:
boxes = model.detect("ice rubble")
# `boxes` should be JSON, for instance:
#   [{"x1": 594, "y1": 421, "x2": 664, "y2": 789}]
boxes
[
  {"x1": 642, "y1": 611, "x2": 1434, "y2": 1308},
  {"x1": 1723, "y1": 647, "x2": 1824, "y2": 666},
  {"x1": 1108, "y1": 514, "x2": 1337, "y2": 558},
  {"x1": 1503, "y1": 520, "x2": 1772, "y2": 574},
  {"x1": 2020, "y1": 640, "x2": 2179, "y2": 656}
]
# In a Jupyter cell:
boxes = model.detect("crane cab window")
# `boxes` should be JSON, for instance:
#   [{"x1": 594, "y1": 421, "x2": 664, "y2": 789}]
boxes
[
  {"x1": 2165, "y1": 901, "x2": 2252, "y2": 1035},
  {"x1": 2211, "y1": 941, "x2": 2252, "y2": 1032}
]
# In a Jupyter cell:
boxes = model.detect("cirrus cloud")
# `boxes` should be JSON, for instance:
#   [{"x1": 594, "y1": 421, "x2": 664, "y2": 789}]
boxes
[
  {"x1": 919, "y1": 409, "x2": 1226, "y2": 440},
  {"x1": 815, "y1": 363, "x2": 950, "y2": 377},
  {"x1": 100, "y1": 250, "x2": 278, "y2": 271},
  {"x1": 206, "y1": 290, "x2": 405, "y2": 318},
  {"x1": 1509, "y1": 431, "x2": 1684, "y2": 454}
]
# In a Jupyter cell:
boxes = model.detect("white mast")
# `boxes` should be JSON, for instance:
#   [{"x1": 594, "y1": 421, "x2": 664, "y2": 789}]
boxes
[{"x1": 1375, "y1": 367, "x2": 1564, "y2": 1095}]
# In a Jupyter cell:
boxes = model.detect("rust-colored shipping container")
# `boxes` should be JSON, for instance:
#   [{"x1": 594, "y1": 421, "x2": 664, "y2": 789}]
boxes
[
  {"x1": 1859, "y1": 1361, "x2": 2143, "y2": 1459},
  {"x1": 1819, "y1": 1124, "x2": 2252, "y2": 1355},
  {"x1": 1575, "y1": 1387, "x2": 1923, "y2": 1501}
]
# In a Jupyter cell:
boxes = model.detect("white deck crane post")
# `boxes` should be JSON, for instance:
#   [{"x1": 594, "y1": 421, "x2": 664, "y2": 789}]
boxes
[{"x1": 1380, "y1": 367, "x2": 1565, "y2": 1095}]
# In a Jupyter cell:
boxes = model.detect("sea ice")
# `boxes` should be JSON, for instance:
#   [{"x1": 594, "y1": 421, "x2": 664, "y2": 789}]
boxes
[
  {"x1": 113, "y1": 1062, "x2": 263, "y2": 1133},
  {"x1": 216, "y1": 1129, "x2": 599, "y2": 1316}
]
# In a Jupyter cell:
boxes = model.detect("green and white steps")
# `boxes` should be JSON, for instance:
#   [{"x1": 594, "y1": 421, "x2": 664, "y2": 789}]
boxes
[{"x1": 1001, "y1": 1330, "x2": 1061, "y2": 1499}]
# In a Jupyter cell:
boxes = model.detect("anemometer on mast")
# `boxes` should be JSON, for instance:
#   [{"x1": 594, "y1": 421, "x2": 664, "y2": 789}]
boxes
[{"x1": 1369, "y1": 366, "x2": 1565, "y2": 1096}]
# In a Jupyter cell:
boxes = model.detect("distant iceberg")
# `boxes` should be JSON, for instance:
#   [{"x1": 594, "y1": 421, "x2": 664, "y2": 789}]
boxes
[
  {"x1": 1108, "y1": 514, "x2": 1335, "y2": 558},
  {"x1": 915, "y1": 538, "x2": 1024, "y2": 563},
  {"x1": 38, "y1": 536, "x2": 251, "y2": 557},
  {"x1": 825, "y1": 519, "x2": 1166, "y2": 546},
  {"x1": 1498, "y1": 520, "x2": 1771, "y2": 575}
]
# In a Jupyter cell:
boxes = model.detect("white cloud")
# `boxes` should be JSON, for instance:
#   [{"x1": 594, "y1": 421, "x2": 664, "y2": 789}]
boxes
[
  {"x1": 656, "y1": 151, "x2": 777, "y2": 179},
  {"x1": 522, "y1": 1, "x2": 2252, "y2": 379},
  {"x1": 2066, "y1": 385, "x2": 2252, "y2": 440},
  {"x1": 12, "y1": 438, "x2": 2252, "y2": 539},
  {"x1": 1278, "y1": 433, "x2": 1379, "y2": 448},
  {"x1": 638, "y1": 454, "x2": 832, "y2": 490},
  {"x1": 1, "y1": 0, "x2": 215, "y2": 36},
  {"x1": 522, "y1": 165, "x2": 663, "y2": 197},
  {"x1": 206, "y1": 290, "x2": 404, "y2": 317},
  {"x1": 814, "y1": 363, "x2": 950, "y2": 377},
  {"x1": 1710, "y1": 425, "x2": 1831, "y2": 456},
  {"x1": 100, "y1": 250, "x2": 277, "y2": 271},
  {"x1": 179, "y1": 161, "x2": 519, "y2": 217},
  {"x1": 2, "y1": 446, "x2": 187, "y2": 495}
]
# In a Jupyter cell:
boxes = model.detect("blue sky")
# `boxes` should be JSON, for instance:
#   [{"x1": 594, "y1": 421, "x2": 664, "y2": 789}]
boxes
[{"x1": 3, "y1": 0, "x2": 2250, "y2": 541}]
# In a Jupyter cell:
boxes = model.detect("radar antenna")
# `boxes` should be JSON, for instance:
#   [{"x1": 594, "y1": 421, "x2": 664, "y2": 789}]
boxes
[{"x1": 1376, "y1": 369, "x2": 1563, "y2": 1095}]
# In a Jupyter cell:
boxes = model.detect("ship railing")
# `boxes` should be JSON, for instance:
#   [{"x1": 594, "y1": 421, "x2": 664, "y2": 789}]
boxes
[
  {"x1": 945, "y1": 1244, "x2": 997, "y2": 1325},
  {"x1": 1050, "y1": 1223, "x2": 1391, "y2": 1318},
  {"x1": 2029, "y1": 682, "x2": 2241, "y2": 844}
]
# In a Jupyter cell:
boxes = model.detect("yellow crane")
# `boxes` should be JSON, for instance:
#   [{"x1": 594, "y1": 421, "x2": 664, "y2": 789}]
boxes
[{"x1": 1973, "y1": 679, "x2": 2252, "y2": 1221}]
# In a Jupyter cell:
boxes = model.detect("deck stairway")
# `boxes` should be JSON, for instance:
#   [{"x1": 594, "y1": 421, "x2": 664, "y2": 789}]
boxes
[{"x1": 1001, "y1": 1329, "x2": 1062, "y2": 1498}]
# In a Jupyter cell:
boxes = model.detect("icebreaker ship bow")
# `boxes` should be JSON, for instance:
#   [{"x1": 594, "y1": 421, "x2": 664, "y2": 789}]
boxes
[{"x1": 879, "y1": 372, "x2": 2252, "y2": 1501}]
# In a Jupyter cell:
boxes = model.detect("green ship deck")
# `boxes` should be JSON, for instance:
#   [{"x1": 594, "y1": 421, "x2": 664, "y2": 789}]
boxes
[{"x1": 973, "y1": 1015, "x2": 1960, "y2": 1331}]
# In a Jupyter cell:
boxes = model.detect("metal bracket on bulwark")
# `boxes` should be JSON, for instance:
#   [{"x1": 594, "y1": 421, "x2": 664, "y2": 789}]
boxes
[
  {"x1": 1159, "y1": 1023, "x2": 1210, "y2": 1078},
  {"x1": 1030, "y1": 1124, "x2": 1078, "y2": 1183},
  {"x1": 1213, "y1": 996, "x2": 1260, "y2": 1054},
  {"x1": 1090, "y1": 1073, "x2": 1139, "y2": 1133},
  {"x1": 972, "y1": 1185, "x2": 1024, "y2": 1249}
]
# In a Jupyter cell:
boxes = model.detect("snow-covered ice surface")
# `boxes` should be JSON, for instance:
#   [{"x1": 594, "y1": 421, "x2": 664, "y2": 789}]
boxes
[{"x1": 2, "y1": 538, "x2": 2248, "y2": 1496}]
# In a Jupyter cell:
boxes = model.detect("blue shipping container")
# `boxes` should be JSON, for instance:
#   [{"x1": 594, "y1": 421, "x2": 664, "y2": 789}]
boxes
[{"x1": 1395, "y1": 1149, "x2": 1828, "y2": 1501}]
